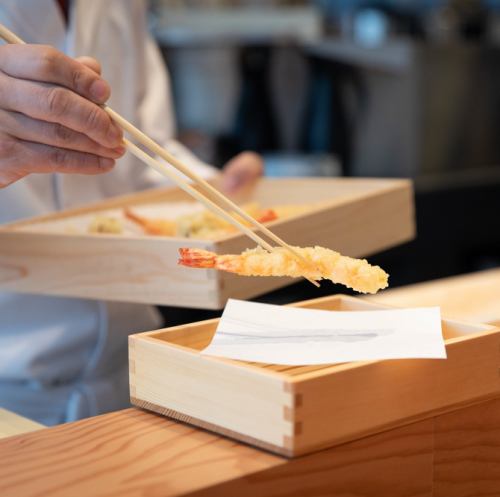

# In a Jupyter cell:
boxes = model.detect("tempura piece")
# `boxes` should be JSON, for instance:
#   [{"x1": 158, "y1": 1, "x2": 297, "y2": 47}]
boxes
[
  {"x1": 176, "y1": 203, "x2": 277, "y2": 239},
  {"x1": 178, "y1": 246, "x2": 388, "y2": 294},
  {"x1": 90, "y1": 202, "x2": 307, "y2": 239},
  {"x1": 124, "y1": 208, "x2": 177, "y2": 236},
  {"x1": 88, "y1": 216, "x2": 123, "y2": 234}
]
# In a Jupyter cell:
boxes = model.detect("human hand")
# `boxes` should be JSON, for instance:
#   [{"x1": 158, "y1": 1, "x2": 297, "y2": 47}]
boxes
[
  {"x1": 0, "y1": 44, "x2": 124, "y2": 188},
  {"x1": 220, "y1": 151, "x2": 264, "y2": 194}
]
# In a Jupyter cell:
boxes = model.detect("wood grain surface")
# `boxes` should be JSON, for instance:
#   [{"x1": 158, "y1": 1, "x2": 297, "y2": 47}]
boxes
[
  {"x1": 0, "y1": 409, "x2": 281, "y2": 497},
  {"x1": 368, "y1": 268, "x2": 500, "y2": 324},
  {"x1": 433, "y1": 399, "x2": 500, "y2": 497},
  {"x1": 1, "y1": 399, "x2": 500, "y2": 497},
  {"x1": 0, "y1": 178, "x2": 415, "y2": 309},
  {"x1": 130, "y1": 294, "x2": 500, "y2": 457},
  {"x1": 1, "y1": 268, "x2": 499, "y2": 497}
]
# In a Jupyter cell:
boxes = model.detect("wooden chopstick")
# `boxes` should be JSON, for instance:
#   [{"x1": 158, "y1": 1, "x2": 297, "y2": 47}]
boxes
[
  {"x1": 0, "y1": 23, "x2": 24, "y2": 45},
  {"x1": 125, "y1": 140, "x2": 319, "y2": 287},
  {"x1": 106, "y1": 109, "x2": 320, "y2": 287},
  {"x1": 0, "y1": 22, "x2": 320, "y2": 287},
  {"x1": 126, "y1": 140, "x2": 272, "y2": 251},
  {"x1": 105, "y1": 108, "x2": 316, "y2": 268}
]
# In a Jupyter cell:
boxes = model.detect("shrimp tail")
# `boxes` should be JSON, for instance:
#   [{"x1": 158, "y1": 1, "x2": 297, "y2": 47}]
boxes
[
  {"x1": 124, "y1": 208, "x2": 145, "y2": 225},
  {"x1": 125, "y1": 208, "x2": 176, "y2": 236},
  {"x1": 256, "y1": 209, "x2": 278, "y2": 224},
  {"x1": 178, "y1": 248, "x2": 218, "y2": 268}
]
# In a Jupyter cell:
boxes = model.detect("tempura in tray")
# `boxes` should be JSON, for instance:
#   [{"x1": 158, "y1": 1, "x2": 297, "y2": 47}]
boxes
[
  {"x1": 175, "y1": 203, "x2": 278, "y2": 239},
  {"x1": 124, "y1": 208, "x2": 177, "y2": 236},
  {"x1": 87, "y1": 202, "x2": 313, "y2": 240},
  {"x1": 88, "y1": 215, "x2": 124, "y2": 234},
  {"x1": 178, "y1": 246, "x2": 389, "y2": 294}
]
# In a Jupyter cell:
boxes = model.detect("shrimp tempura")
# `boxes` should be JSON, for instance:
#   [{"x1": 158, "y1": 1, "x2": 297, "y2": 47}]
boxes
[
  {"x1": 178, "y1": 246, "x2": 388, "y2": 294},
  {"x1": 124, "y1": 208, "x2": 177, "y2": 236}
]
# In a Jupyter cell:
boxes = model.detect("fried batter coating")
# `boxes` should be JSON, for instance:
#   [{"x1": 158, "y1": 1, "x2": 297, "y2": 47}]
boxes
[
  {"x1": 176, "y1": 203, "x2": 277, "y2": 239},
  {"x1": 124, "y1": 203, "x2": 277, "y2": 239},
  {"x1": 178, "y1": 246, "x2": 388, "y2": 294},
  {"x1": 88, "y1": 216, "x2": 123, "y2": 234}
]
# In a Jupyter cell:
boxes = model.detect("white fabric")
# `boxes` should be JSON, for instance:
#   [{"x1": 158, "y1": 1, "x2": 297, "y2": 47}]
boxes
[{"x1": 0, "y1": 0, "x2": 216, "y2": 425}]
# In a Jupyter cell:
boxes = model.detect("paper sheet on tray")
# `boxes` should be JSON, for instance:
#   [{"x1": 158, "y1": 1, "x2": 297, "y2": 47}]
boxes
[{"x1": 201, "y1": 299, "x2": 447, "y2": 365}]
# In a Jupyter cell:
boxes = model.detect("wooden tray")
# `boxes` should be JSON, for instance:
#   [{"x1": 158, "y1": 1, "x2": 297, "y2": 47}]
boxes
[
  {"x1": 0, "y1": 178, "x2": 414, "y2": 309},
  {"x1": 129, "y1": 294, "x2": 500, "y2": 457}
]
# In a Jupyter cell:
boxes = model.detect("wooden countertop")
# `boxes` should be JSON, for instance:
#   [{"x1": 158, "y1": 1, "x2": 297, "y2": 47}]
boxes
[
  {"x1": 1, "y1": 268, "x2": 499, "y2": 497},
  {"x1": 367, "y1": 267, "x2": 500, "y2": 325}
]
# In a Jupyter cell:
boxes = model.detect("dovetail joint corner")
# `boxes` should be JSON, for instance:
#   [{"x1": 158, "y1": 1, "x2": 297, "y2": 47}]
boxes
[{"x1": 283, "y1": 435, "x2": 293, "y2": 451}]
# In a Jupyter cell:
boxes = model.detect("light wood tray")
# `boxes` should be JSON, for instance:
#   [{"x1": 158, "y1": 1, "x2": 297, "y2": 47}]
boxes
[
  {"x1": 0, "y1": 178, "x2": 414, "y2": 309},
  {"x1": 129, "y1": 294, "x2": 500, "y2": 457}
]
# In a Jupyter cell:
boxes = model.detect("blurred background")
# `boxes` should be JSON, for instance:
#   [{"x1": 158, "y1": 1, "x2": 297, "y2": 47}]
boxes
[{"x1": 148, "y1": 0, "x2": 499, "y2": 319}]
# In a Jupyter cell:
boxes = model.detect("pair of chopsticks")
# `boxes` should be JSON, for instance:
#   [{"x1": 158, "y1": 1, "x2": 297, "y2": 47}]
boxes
[{"x1": 0, "y1": 23, "x2": 319, "y2": 287}]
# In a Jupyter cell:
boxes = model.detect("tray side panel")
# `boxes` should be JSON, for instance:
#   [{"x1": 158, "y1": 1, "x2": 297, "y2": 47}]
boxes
[
  {"x1": 0, "y1": 179, "x2": 414, "y2": 308},
  {"x1": 130, "y1": 397, "x2": 294, "y2": 457},
  {"x1": 130, "y1": 336, "x2": 293, "y2": 449},
  {"x1": 291, "y1": 329, "x2": 500, "y2": 455},
  {"x1": 1, "y1": 184, "x2": 198, "y2": 229},
  {"x1": 0, "y1": 232, "x2": 220, "y2": 308},
  {"x1": 245, "y1": 177, "x2": 410, "y2": 205}
]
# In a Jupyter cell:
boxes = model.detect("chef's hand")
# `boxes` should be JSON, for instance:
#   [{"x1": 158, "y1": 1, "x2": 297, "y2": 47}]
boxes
[
  {"x1": 221, "y1": 151, "x2": 264, "y2": 193},
  {"x1": 0, "y1": 44, "x2": 124, "y2": 188}
]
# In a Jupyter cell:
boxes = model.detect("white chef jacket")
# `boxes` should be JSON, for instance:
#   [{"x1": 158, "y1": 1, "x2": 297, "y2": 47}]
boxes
[{"x1": 0, "y1": 0, "x2": 215, "y2": 425}]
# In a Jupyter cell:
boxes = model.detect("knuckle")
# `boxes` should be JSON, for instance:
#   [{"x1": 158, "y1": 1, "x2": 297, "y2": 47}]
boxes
[
  {"x1": 49, "y1": 147, "x2": 69, "y2": 168},
  {"x1": 0, "y1": 135, "x2": 19, "y2": 160},
  {"x1": 70, "y1": 68, "x2": 85, "y2": 93},
  {"x1": 52, "y1": 123, "x2": 73, "y2": 144},
  {"x1": 45, "y1": 87, "x2": 69, "y2": 117},
  {"x1": 84, "y1": 106, "x2": 106, "y2": 132},
  {"x1": 48, "y1": 148, "x2": 98, "y2": 173},
  {"x1": 83, "y1": 154, "x2": 100, "y2": 172},
  {"x1": 37, "y1": 47, "x2": 59, "y2": 78}
]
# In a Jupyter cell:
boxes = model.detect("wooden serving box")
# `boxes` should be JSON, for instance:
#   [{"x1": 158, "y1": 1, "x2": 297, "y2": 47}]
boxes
[
  {"x1": 129, "y1": 294, "x2": 500, "y2": 457},
  {"x1": 0, "y1": 178, "x2": 414, "y2": 309}
]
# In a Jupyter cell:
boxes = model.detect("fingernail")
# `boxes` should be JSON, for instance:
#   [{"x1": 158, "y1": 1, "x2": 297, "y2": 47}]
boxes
[
  {"x1": 99, "y1": 157, "x2": 115, "y2": 170},
  {"x1": 113, "y1": 146, "x2": 126, "y2": 156},
  {"x1": 90, "y1": 79, "x2": 110, "y2": 102}
]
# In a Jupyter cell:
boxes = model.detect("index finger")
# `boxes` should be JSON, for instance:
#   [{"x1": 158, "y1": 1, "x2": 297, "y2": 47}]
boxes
[{"x1": 0, "y1": 44, "x2": 110, "y2": 103}]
